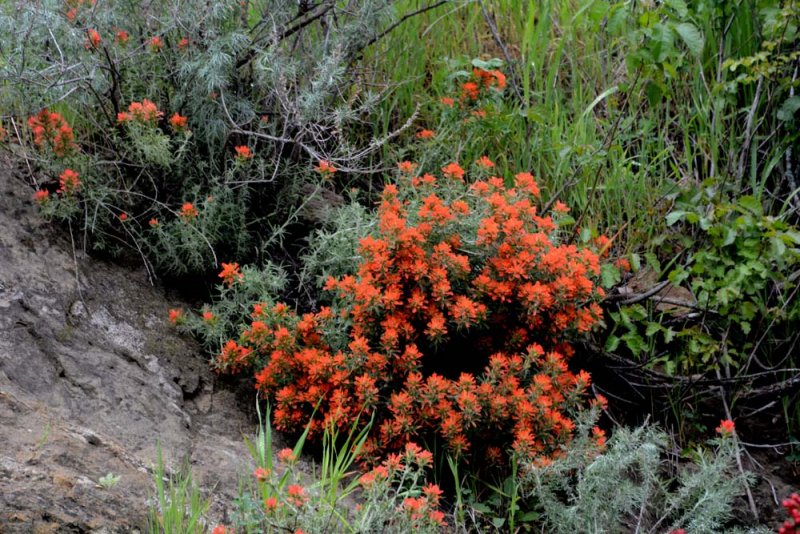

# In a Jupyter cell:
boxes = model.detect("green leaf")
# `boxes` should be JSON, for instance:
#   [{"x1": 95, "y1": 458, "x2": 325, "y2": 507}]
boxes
[
  {"x1": 645, "y1": 322, "x2": 661, "y2": 337},
  {"x1": 666, "y1": 210, "x2": 687, "y2": 226},
  {"x1": 738, "y1": 195, "x2": 763, "y2": 215},
  {"x1": 605, "y1": 335, "x2": 621, "y2": 352},
  {"x1": 675, "y1": 22, "x2": 704, "y2": 57},
  {"x1": 492, "y1": 517, "x2": 507, "y2": 528},
  {"x1": 666, "y1": 0, "x2": 688, "y2": 17},
  {"x1": 601, "y1": 263, "x2": 622, "y2": 288},
  {"x1": 777, "y1": 96, "x2": 800, "y2": 122}
]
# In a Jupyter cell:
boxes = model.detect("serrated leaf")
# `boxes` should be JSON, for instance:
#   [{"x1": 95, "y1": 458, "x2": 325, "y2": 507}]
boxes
[
  {"x1": 777, "y1": 96, "x2": 800, "y2": 122},
  {"x1": 675, "y1": 22, "x2": 704, "y2": 57},
  {"x1": 605, "y1": 335, "x2": 621, "y2": 352},
  {"x1": 645, "y1": 322, "x2": 661, "y2": 337},
  {"x1": 666, "y1": 0, "x2": 689, "y2": 16}
]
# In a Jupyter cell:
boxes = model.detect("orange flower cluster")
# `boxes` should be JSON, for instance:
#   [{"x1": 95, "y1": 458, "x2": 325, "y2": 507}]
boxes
[
  {"x1": 216, "y1": 164, "x2": 606, "y2": 465},
  {"x1": 27, "y1": 109, "x2": 76, "y2": 157},
  {"x1": 57, "y1": 169, "x2": 81, "y2": 195},
  {"x1": 168, "y1": 113, "x2": 188, "y2": 133},
  {"x1": 85, "y1": 29, "x2": 101, "y2": 49},
  {"x1": 359, "y1": 443, "x2": 445, "y2": 529},
  {"x1": 149, "y1": 36, "x2": 164, "y2": 52},
  {"x1": 234, "y1": 145, "x2": 253, "y2": 161},
  {"x1": 218, "y1": 262, "x2": 243, "y2": 286},
  {"x1": 117, "y1": 99, "x2": 163, "y2": 125},
  {"x1": 435, "y1": 67, "x2": 507, "y2": 123},
  {"x1": 179, "y1": 201, "x2": 198, "y2": 220}
]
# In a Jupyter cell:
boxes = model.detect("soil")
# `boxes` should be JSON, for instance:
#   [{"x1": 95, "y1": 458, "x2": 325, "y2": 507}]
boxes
[{"x1": 0, "y1": 158, "x2": 279, "y2": 532}]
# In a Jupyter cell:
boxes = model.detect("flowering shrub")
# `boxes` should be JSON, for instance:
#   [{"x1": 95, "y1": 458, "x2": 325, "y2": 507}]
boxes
[
  {"x1": 2, "y1": 0, "x2": 420, "y2": 277},
  {"x1": 211, "y1": 162, "x2": 606, "y2": 465}
]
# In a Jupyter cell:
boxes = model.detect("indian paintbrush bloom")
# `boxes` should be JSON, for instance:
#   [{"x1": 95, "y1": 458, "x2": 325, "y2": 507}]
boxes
[
  {"x1": 716, "y1": 419, "x2": 735, "y2": 436},
  {"x1": 149, "y1": 36, "x2": 163, "y2": 52},
  {"x1": 315, "y1": 159, "x2": 336, "y2": 175},
  {"x1": 234, "y1": 145, "x2": 253, "y2": 161},
  {"x1": 57, "y1": 169, "x2": 80, "y2": 194},
  {"x1": 168, "y1": 112, "x2": 188, "y2": 133},
  {"x1": 85, "y1": 29, "x2": 101, "y2": 49},
  {"x1": 218, "y1": 262, "x2": 243, "y2": 285},
  {"x1": 179, "y1": 202, "x2": 198, "y2": 219}
]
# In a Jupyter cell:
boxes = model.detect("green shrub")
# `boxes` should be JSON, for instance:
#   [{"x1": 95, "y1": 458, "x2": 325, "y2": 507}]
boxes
[{"x1": 1, "y1": 0, "x2": 409, "y2": 275}]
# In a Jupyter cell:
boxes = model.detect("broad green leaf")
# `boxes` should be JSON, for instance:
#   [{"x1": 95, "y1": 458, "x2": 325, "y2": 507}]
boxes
[
  {"x1": 666, "y1": 210, "x2": 687, "y2": 226},
  {"x1": 777, "y1": 96, "x2": 800, "y2": 122},
  {"x1": 675, "y1": 22, "x2": 704, "y2": 57}
]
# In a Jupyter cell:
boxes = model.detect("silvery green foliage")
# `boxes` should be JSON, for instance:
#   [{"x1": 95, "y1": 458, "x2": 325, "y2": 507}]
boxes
[
  {"x1": 299, "y1": 196, "x2": 375, "y2": 292},
  {"x1": 0, "y1": 0, "x2": 406, "y2": 276},
  {"x1": 522, "y1": 419, "x2": 768, "y2": 534}
]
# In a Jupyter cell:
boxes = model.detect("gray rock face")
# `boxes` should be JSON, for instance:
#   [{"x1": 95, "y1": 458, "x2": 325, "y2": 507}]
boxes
[{"x1": 0, "y1": 161, "x2": 262, "y2": 532}]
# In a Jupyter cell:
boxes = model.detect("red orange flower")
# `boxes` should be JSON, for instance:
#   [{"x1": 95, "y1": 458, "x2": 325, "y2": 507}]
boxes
[
  {"x1": 416, "y1": 129, "x2": 435, "y2": 139},
  {"x1": 441, "y1": 162, "x2": 465, "y2": 181},
  {"x1": 149, "y1": 36, "x2": 163, "y2": 52},
  {"x1": 179, "y1": 202, "x2": 198, "y2": 220},
  {"x1": 168, "y1": 113, "x2": 188, "y2": 133},
  {"x1": 233, "y1": 145, "x2": 253, "y2": 161},
  {"x1": 168, "y1": 308, "x2": 184, "y2": 325},
  {"x1": 85, "y1": 29, "x2": 101, "y2": 49},
  {"x1": 58, "y1": 169, "x2": 80, "y2": 195},
  {"x1": 219, "y1": 262, "x2": 243, "y2": 285},
  {"x1": 716, "y1": 419, "x2": 735, "y2": 436},
  {"x1": 315, "y1": 159, "x2": 336, "y2": 175},
  {"x1": 115, "y1": 30, "x2": 129, "y2": 45},
  {"x1": 33, "y1": 190, "x2": 50, "y2": 203}
]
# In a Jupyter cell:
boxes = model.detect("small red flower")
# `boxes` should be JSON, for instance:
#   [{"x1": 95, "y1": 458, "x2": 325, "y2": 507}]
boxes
[
  {"x1": 211, "y1": 527, "x2": 228, "y2": 534},
  {"x1": 168, "y1": 308, "x2": 184, "y2": 325},
  {"x1": 33, "y1": 189, "x2": 50, "y2": 203},
  {"x1": 397, "y1": 161, "x2": 417, "y2": 174},
  {"x1": 149, "y1": 218, "x2": 159, "y2": 227},
  {"x1": 416, "y1": 129, "x2": 435, "y2": 139},
  {"x1": 219, "y1": 262, "x2": 243, "y2": 286},
  {"x1": 278, "y1": 448, "x2": 297, "y2": 463},
  {"x1": 314, "y1": 159, "x2": 336, "y2": 175},
  {"x1": 253, "y1": 467, "x2": 270, "y2": 481},
  {"x1": 234, "y1": 145, "x2": 253, "y2": 161},
  {"x1": 177, "y1": 37, "x2": 190, "y2": 50},
  {"x1": 553, "y1": 200, "x2": 570, "y2": 213},
  {"x1": 179, "y1": 202, "x2": 198, "y2": 219},
  {"x1": 716, "y1": 419, "x2": 735, "y2": 436},
  {"x1": 85, "y1": 29, "x2": 101, "y2": 50},
  {"x1": 57, "y1": 169, "x2": 81, "y2": 195},
  {"x1": 115, "y1": 30, "x2": 129, "y2": 45},
  {"x1": 264, "y1": 496, "x2": 278, "y2": 514},
  {"x1": 442, "y1": 162, "x2": 465, "y2": 181},
  {"x1": 202, "y1": 310, "x2": 214, "y2": 322},
  {"x1": 476, "y1": 155, "x2": 495, "y2": 168},
  {"x1": 168, "y1": 113, "x2": 188, "y2": 133},
  {"x1": 440, "y1": 96, "x2": 455, "y2": 107},
  {"x1": 149, "y1": 36, "x2": 163, "y2": 52},
  {"x1": 118, "y1": 212, "x2": 128, "y2": 222},
  {"x1": 287, "y1": 484, "x2": 307, "y2": 507}
]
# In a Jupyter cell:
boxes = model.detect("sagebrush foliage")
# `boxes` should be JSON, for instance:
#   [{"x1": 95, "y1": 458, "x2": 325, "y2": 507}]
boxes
[{"x1": 0, "y1": 0, "x2": 404, "y2": 275}]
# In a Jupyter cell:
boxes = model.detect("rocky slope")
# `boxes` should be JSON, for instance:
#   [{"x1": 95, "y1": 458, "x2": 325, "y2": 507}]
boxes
[{"x1": 0, "y1": 160, "x2": 263, "y2": 532}]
